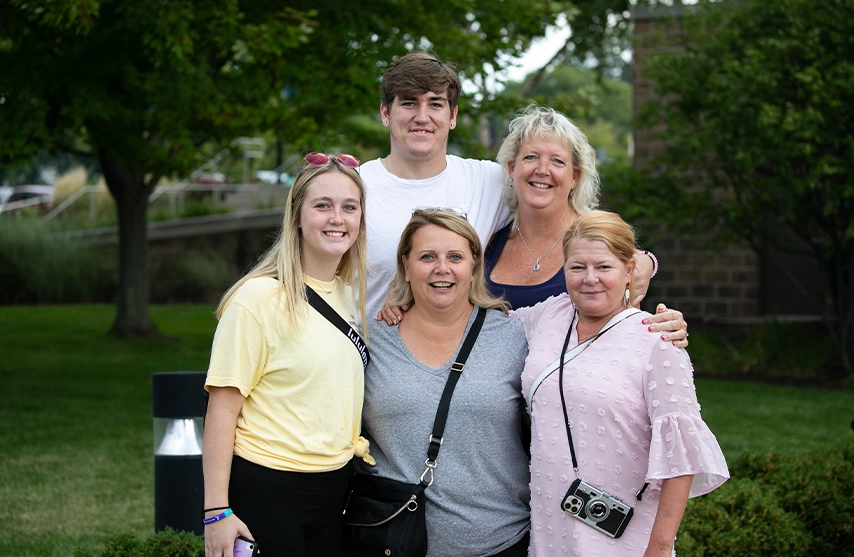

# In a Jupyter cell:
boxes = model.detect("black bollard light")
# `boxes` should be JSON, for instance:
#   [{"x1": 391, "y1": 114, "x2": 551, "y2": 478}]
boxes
[{"x1": 152, "y1": 371, "x2": 207, "y2": 535}]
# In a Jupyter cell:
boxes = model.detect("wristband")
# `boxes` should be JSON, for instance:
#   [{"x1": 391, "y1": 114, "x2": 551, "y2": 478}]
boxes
[
  {"x1": 202, "y1": 508, "x2": 233, "y2": 525},
  {"x1": 202, "y1": 506, "x2": 230, "y2": 515},
  {"x1": 643, "y1": 250, "x2": 659, "y2": 278}
]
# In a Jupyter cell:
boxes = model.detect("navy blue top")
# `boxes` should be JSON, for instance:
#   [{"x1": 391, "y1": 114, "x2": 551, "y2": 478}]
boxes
[{"x1": 484, "y1": 222, "x2": 567, "y2": 309}]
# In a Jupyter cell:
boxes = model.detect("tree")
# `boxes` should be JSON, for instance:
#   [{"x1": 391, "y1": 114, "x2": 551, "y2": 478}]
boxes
[
  {"x1": 625, "y1": 0, "x2": 854, "y2": 374},
  {"x1": 0, "y1": 0, "x2": 574, "y2": 337}
]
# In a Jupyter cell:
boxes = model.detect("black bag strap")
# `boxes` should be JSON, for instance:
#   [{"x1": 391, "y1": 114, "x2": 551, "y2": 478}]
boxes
[
  {"x1": 304, "y1": 284, "x2": 369, "y2": 369},
  {"x1": 421, "y1": 307, "x2": 487, "y2": 485}
]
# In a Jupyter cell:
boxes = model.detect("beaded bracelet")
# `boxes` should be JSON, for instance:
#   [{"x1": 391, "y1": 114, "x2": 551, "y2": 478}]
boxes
[
  {"x1": 643, "y1": 250, "x2": 659, "y2": 278},
  {"x1": 202, "y1": 508, "x2": 233, "y2": 525}
]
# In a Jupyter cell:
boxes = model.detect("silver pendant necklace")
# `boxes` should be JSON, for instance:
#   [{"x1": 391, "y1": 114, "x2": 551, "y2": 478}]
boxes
[{"x1": 517, "y1": 228, "x2": 562, "y2": 271}]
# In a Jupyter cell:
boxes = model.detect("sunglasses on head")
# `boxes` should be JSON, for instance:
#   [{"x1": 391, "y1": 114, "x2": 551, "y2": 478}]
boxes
[
  {"x1": 304, "y1": 152, "x2": 360, "y2": 168},
  {"x1": 412, "y1": 206, "x2": 468, "y2": 221}
]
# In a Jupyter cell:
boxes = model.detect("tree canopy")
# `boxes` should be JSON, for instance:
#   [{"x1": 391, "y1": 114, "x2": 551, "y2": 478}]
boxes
[
  {"x1": 625, "y1": 0, "x2": 854, "y2": 373},
  {"x1": 0, "y1": 0, "x2": 579, "y2": 336}
]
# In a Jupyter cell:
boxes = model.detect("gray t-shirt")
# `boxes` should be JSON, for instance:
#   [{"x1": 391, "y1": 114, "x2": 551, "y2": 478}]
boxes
[{"x1": 360, "y1": 308, "x2": 530, "y2": 557}]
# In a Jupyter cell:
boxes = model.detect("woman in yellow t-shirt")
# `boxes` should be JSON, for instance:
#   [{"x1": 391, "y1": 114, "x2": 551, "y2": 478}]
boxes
[{"x1": 202, "y1": 153, "x2": 369, "y2": 557}]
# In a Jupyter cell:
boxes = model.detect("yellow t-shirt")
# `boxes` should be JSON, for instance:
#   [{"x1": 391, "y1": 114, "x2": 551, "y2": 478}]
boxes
[{"x1": 205, "y1": 276, "x2": 364, "y2": 472}]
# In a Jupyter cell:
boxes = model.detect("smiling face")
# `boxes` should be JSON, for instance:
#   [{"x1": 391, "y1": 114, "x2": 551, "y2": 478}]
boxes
[
  {"x1": 403, "y1": 224, "x2": 474, "y2": 312},
  {"x1": 381, "y1": 90, "x2": 458, "y2": 165},
  {"x1": 507, "y1": 136, "x2": 578, "y2": 212},
  {"x1": 299, "y1": 171, "x2": 362, "y2": 278},
  {"x1": 565, "y1": 238, "x2": 634, "y2": 321}
]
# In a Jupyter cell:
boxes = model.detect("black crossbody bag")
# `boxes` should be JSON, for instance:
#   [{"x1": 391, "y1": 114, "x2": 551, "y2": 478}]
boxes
[{"x1": 342, "y1": 308, "x2": 487, "y2": 557}]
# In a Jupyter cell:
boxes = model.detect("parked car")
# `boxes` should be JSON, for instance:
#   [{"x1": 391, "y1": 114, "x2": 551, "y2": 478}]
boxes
[{"x1": 0, "y1": 185, "x2": 54, "y2": 214}]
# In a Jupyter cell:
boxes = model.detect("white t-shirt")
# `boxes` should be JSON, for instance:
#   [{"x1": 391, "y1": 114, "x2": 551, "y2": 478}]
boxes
[{"x1": 360, "y1": 155, "x2": 513, "y2": 316}]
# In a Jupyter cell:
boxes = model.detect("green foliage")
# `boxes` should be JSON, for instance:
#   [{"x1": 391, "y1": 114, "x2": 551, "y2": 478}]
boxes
[
  {"x1": 619, "y1": 0, "x2": 854, "y2": 374},
  {"x1": 72, "y1": 529, "x2": 203, "y2": 557},
  {"x1": 677, "y1": 478, "x2": 812, "y2": 557},
  {"x1": 686, "y1": 322, "x2": 839, "y2": 381},
  {"x1": 0, "y1": 216, "x2": 116, "y2": 303},
  {"x1": 150, "y1": 250, "x2": 240, "y2": 304},
  {"x1": 0, "y1": 216, "x2": 240, "y2": 304},
  {"x1": 678, "y1": 440, "x2": 854, "y2": 557}
]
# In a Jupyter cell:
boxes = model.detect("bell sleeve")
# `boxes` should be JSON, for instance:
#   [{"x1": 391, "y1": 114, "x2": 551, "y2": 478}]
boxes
[{"x1": 643, "y1": 341, "x2": 729, "y2": 497}]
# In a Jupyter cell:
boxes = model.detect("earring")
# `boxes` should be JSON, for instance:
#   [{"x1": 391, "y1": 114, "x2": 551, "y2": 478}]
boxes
[
  {"x1": 450, "y1": 122, "x2": 455, "y2": 129},
  {"x1": 624, "y1": 283, "x2": 631, "y2": 306},
  {"x1": 383, "y1": 120, "x2": 388, "y2": 126}
]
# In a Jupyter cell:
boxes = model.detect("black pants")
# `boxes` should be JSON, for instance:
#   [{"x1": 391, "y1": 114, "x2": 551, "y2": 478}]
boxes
[
  {"x1": 229, "y1": 455, "x2": 351, "y2": 557},
  {"x1": 490, "y1": 532, "x2": 530, "y2": 557}
]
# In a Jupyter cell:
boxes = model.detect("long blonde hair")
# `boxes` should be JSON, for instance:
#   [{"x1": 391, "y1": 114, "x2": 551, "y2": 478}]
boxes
[
  {"x1": 388, "y1": 210, "x2": 508, "y2": 313},
  {"x1": 216, "y1": 158, "x2": 368, "y2": 330}
]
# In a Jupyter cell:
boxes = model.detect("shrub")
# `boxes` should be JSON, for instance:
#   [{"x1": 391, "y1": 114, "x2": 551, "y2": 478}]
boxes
[
  {"x1": 73, "y1": 529, "x2": 203, "y2": 557},
  {"x1": 678, "y1": 438, "x2": 854, "y2": 556},
  {"x1": 150, "y1": 249, "x2": 240, "y2": 303},
  {"x1": 677, "y1": 478, "x2": 813, "y2": 557},
  {"x1": 0, "y1": 217, "x2": 116, "y2": 303}
]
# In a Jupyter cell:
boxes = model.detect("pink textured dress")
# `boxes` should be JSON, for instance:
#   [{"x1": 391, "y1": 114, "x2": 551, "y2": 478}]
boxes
[{"x1": 514, "y1": 295, "x2": 729, "y2": 557}]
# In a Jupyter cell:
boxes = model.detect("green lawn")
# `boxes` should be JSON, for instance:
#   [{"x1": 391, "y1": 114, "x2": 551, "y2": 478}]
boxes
[{"x1": 1, "y1": 305, "x2": 852, "y2": 557}]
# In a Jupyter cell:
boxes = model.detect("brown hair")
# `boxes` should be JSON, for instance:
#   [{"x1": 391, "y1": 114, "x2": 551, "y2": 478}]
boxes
[
  {"x1": 389, "y1": 210, "x2": 508, "y2": 313},
  {"x1": 563, "y1": 210, "x2": 638, "y2": 301},
  {"x1": 381, "y1": 52, "x2": 462, "y2": 111}
]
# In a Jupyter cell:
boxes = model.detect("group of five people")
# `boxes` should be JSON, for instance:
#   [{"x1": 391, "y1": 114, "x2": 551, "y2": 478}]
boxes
[{"x1": 202, "y1": 52, "x2": 729, "y2": 557}]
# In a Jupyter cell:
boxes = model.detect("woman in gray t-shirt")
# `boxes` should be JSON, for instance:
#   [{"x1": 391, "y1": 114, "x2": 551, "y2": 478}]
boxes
[{"x1": 358, "y1": 209, "x2": 530, "y2": 557}]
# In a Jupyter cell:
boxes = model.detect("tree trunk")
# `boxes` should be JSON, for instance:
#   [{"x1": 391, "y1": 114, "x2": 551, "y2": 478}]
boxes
[{"x1": 100, "y1": 154, "x2": 160, "y2": 338}]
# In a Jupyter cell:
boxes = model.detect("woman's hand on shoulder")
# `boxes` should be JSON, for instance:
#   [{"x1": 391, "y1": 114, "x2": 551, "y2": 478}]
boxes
[
  {"x1": 376, "y1": 302, "x2": 409, "y2": 325},
  {"x1": 643, "y1": 304, "x2": 689, "y2": 348},
  {"x1": 204, "y1": 513, "x2": 252, "y2": 557},
  {"x1": 376, "y1": 291, "x2": 409, "y2": 325}
]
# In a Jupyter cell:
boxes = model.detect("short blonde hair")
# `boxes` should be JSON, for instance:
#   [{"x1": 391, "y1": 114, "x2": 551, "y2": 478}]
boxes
[
  {"x1": 389, "y1": 210, "x2": 508, "y2": 313},
  {"x1": 563, "y1": 210, "x2": 638, "y2": 301},
  {"x1": 496, "y1": 104, "x2": 600, "y2": 216},
  {"x1": 217, "y1": 156, "x2": 368, "y2": 331}
]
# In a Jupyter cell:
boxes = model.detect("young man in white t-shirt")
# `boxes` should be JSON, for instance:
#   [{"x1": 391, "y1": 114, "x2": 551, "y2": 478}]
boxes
[{"x1": 360, "y1": 52, "x2": 512, "y2": 317}]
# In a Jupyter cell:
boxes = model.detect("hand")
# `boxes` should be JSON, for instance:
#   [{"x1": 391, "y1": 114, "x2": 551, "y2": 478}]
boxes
[
  {"x1": 643, "y1": 304, "x2": 689, "y2": 348},
  {"x1": 631, "y1": 251, "x2": 654, "y2": 307},
  {"x1": 376, "y1": 301, "x2": 408, "y2": 325},
  {"x1": 204, "y1": 513, "x2": 253, "y2": 557}
]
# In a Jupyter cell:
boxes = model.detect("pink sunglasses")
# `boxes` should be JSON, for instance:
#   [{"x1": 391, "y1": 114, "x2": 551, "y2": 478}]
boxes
[{"x1": 304, "y1": 152, "x2": 360, "y2": 168}]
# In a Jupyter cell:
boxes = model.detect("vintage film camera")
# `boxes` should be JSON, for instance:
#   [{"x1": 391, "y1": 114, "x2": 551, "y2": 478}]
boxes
[{"x1": 561, "y1": 479, "x2": 634, "y2": 538}]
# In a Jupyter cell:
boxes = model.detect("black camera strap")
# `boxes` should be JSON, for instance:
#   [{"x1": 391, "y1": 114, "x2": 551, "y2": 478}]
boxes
[{"x1": 557, "y1": 310, "x2": 649, "y2": 505}]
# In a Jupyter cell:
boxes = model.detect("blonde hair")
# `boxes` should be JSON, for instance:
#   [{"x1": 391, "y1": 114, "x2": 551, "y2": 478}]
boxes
[
  {"x1": 496, "y1": 104, "x2": 600, "y2": 216},
  {"x1": 563, "y1": 210, "x2": 638, "y2": 302},
  {"x1": 388, "y1": 210, "x2": 508, "y2": 313},
  {"x1": 216, "y1": 157, "x2": 368, "y2": 331}
]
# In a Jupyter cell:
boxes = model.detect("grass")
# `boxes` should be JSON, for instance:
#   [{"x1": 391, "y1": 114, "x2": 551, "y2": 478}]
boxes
[
  {"x1": 1, "y1": 305, "x2": 852, "y2": 556},
  {"x1": 0, "y1": 305, "x2": 217, "y2": 557}
]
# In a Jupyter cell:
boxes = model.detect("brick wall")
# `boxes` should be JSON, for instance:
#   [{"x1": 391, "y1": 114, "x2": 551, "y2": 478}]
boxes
[{"x1": 632, "y1": 5, "x2": 762, "y2": 322}]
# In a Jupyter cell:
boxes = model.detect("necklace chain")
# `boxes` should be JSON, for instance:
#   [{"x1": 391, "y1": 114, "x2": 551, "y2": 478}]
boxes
[{"x1": 517, "y1": 228, "x2": 562, "y2": 271}]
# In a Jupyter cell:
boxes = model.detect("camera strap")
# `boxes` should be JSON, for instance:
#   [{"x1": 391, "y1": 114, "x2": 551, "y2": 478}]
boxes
[{"x1": 557, "y1": 309, "x2": 649, "y2": 505}]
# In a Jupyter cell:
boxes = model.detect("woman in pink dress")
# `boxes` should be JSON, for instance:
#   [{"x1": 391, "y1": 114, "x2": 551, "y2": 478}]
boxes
[{"x1": 514, "y1": 211, "x2": 729, "y2": 557}]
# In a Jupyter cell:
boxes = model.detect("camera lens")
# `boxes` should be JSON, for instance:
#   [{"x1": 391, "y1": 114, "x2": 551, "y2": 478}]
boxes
[{"x1": 587, "y1": 499, "x2": 610, "y2": 521}]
